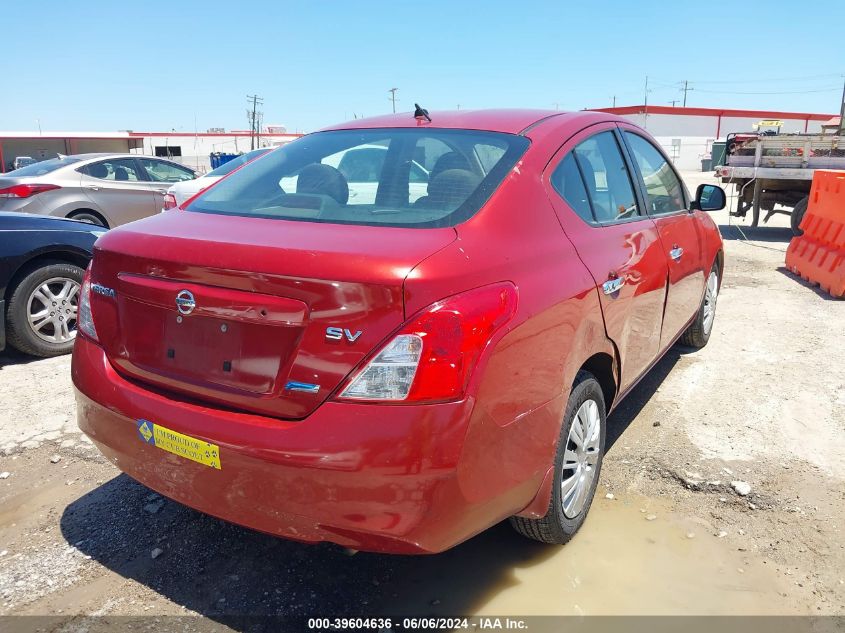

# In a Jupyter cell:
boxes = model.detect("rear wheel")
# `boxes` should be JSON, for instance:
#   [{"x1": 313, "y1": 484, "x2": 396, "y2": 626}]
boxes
[
  {"x1": 5, "y1": 262, "x2": 83, "y2": 357},
  {"x1": 680, "y1": 262, "x2": 719, "y2": 349},
  {"x1": 510, "y1": 371, "x2": 606, "y2": 544},
  {"x1": 790, "y1": 196, "x2": 808, "y2": 236},
  {"x1": 68, "y1": 210, "x2": 107, "y2": 228}
]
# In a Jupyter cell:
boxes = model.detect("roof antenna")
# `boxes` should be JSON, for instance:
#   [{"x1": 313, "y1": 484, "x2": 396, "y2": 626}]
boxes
[{"x1": 414, "y1": 103, "x2": 431, "y2": 123}]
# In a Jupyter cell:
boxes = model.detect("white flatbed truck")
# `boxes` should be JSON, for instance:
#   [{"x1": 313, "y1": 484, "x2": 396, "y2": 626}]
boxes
[{"x1": 717, "y1": 132, "x2": 845, "y2": 234}]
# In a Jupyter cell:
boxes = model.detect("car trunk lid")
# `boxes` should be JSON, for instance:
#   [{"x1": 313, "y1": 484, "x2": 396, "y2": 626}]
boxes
[{"x1": 89, "y1": 211, "x2": 456, "y2": 419}]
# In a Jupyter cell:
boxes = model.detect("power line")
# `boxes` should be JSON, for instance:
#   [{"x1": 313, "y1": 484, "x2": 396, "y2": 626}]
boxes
[
  {"x1": 652, "y1": 72, "x2": 843, "y2": 85},
  {"x1": 680, "y1": 72, "x2": 844, "y2": 85},
  {"x1": 691, "y1": 86, "x2": 840, "y2": 95}
]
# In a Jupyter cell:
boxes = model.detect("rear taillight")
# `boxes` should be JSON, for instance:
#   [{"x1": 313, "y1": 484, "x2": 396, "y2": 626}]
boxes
[
  {"x1": 336, "y1": 282, "x2": 518, "y2": 404},
  {"x1": 77, "y1": 269, "x2": 98, "y2": 341},
  {"x1": 162, "y1": 193, "x2": 178, "y2": 210},
  {"x1": 0, "y1": 184, "x2": 61, "y2": 198}
]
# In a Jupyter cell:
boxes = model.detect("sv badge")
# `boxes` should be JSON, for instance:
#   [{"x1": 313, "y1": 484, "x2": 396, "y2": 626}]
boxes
[{"x1": 326, "y1": 327, "x2": 363, "y2": 343}]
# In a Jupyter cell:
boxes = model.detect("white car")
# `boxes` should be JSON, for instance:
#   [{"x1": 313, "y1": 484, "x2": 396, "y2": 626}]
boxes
[
  {"x1": 166, "y1": 148, "x2": 271, "y2": 207},
  {"x1": 12, "y1": 156, "x2": 37, "y2": 170},
  {"x1": 279, "y1": 144, "x2": 430, "y2": 205}
]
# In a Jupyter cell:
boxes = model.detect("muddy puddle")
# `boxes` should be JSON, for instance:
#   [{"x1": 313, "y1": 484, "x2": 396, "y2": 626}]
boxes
[{"x1": 377, "y1": 493, "x2": 797, "y2": 617}]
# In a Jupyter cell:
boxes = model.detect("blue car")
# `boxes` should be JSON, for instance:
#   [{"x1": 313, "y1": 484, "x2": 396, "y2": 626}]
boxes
[{"x1": 0, "y1": 213, "x2": 105, "y2": 357}]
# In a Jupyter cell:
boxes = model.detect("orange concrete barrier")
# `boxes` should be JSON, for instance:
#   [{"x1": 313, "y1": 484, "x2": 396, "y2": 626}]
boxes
[{"x1": 785, "y1": 170, "x2": 845, "y2": 298}]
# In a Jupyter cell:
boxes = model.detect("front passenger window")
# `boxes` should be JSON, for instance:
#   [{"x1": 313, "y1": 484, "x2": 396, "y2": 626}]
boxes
[
  {"x1": 624, "y1": 132, "x2": 686, "y2": 214},
  {"x1": 573, "y1": 132, "x2": 640, "y2": 223},
  {"x1": 139, "y1": 158, "x2": 195, "y2": 183}
]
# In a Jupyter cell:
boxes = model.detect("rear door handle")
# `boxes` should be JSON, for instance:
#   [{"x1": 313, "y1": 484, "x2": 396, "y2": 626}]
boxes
[
  {"x1": 84, "y1": 185, "x2": 100, "y2": 191},
  {"x1": 670, "y1": 246, "x2": 684, "y2": 261},
  {"x1": 602, "y1": 275, "x2": 625, "y2": 295}
]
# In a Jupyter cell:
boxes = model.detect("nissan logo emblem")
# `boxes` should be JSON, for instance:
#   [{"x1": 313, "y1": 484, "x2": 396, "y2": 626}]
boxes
[{"x1": 175, "y1": 289, "x2": 196, "y2": 315}]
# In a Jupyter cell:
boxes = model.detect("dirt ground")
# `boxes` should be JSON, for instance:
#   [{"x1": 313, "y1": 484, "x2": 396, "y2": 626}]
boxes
[{"x1": 1, "y1": 171, "x2": 843, "y2": 628}]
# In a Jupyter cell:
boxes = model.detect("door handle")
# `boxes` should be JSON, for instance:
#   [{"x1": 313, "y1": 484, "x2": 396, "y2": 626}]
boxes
[
  {"x1": 602, "y1": 275, "x2": 625, "y2": 295},
  {"x1": 154, "y1": 189, "x2": 168, "y2": 194},
  {"x1": 85, "y1": 185, "x2": 100, "y2": 191},
  {"x1": 670, "y1": 246, "x2": 684, "y2": 261}
]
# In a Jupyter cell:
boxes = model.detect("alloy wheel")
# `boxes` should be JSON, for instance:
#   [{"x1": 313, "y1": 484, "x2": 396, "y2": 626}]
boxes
[
  {"x1": 560, "y1": 398, "x2": 601, "y2": 518},
  {"x1": 702, "y1": 270, "x2": 719, "y2": 335},
  {"x1": 27, "y1": 277, "x2": 80, "y2": 343}
]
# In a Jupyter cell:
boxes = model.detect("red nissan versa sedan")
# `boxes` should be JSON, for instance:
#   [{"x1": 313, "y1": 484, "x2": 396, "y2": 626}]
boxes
[{"x1": 72, "y1": 109, "x2": 726, "y2": 554}]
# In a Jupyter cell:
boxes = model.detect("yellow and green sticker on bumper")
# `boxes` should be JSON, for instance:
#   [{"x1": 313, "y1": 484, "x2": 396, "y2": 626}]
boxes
[{"x1": 137, "y1": 419, "x2": 221, "y2": 470}]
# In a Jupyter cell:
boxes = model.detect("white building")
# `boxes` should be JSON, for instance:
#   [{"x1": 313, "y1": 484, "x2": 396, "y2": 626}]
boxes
[
  {"x1": 0, "y1": 129, "x2": 302, "y2": 174},
  {"x1": 589, "y1": 105, "x2": 836, "y2": 171}
]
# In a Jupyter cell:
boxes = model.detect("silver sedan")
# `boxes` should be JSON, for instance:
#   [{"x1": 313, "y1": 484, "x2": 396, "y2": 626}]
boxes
[{"x1": 0, "y1": 153, "x2": 196, "y2": 228}]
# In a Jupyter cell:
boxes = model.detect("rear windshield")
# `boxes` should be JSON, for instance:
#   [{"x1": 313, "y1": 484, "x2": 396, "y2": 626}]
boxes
[
  {"x1": 187, "y1": 129, "x2": 529, "y2": 228},
  {"x1": 206, "y1": 148, "x2": 270, "y2": 177},
  {"x1": 7, "y1": 156, "x2": 82, "y2": 177}
]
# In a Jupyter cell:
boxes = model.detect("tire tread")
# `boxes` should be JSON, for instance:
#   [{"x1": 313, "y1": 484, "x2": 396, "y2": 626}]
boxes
[
  {"x1": 5, "y1": 261, "x2": 84, "y2": 358},
  {"x1": 509, "y1": 370, "x2": 605, "y2": 545}
]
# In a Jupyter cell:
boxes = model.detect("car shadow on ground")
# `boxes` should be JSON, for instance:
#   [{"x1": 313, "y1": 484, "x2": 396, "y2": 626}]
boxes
[
  {"x1": 60, "y1": 350, "x2": 683, "y2": 628},
  {"x1": 718, "y1": 223, "x2": 794, "y2": 244},
  {"x1": 61, "y1": 477, "x2": 558, "y2": 627},
  {"x1": 0, "y1": 348, "x2": 50, "y2": 369}
]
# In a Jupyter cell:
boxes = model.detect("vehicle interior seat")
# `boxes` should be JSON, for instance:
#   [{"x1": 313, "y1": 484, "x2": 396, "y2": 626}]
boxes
[
  {"x1": 421, "y1": 168, "x2": 481, "y2": 212},
  {"x1": 296, "y1": 163, "x2": 349, "y2": 205},
  {"x1": 89, "y1": 163, "x2": 109, "y2": 179},
  {"x1": 413, "y1": 152, "x2": 473, "y2": 208},
  {"x1": 114, "y1": 166, "x2": 129, "y2": 181}
]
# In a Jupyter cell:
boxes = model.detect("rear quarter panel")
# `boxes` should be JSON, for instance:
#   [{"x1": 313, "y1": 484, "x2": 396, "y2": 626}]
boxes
[{"x1": 405, "y1": 144, "x2": 614, "y2": 514}]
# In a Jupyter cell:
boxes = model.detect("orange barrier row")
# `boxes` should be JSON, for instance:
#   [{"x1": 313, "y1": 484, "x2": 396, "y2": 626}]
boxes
[{"x1": 785, "y1": 170, "x2": 845, "y2": 298}]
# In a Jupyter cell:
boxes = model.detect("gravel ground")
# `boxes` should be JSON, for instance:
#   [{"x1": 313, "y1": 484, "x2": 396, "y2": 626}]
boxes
[{"x1": 0, "y1": 171, "x2": 843, "y2": 628}]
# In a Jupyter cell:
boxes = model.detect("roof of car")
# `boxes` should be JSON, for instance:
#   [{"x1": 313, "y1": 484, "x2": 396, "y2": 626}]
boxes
[
  {"x1": 71, "y1": 153, "x2": 139, "y2": 160},
  {"x1": 320, "y1": 109, "x2": 601, "y2": 135}
]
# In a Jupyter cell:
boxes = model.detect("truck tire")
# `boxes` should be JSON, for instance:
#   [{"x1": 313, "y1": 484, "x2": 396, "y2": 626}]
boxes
[
  {"x1": 510, "y1": 370, "x2": 606, "y2": 545},
  {"x1": 790, "y1": 197, "x2": 808, "y2": 236}
]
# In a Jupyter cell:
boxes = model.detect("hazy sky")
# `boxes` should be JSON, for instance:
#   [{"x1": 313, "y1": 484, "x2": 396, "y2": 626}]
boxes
[{"x1": 2, "y1": 0, "x2": 843, "y2": 133}]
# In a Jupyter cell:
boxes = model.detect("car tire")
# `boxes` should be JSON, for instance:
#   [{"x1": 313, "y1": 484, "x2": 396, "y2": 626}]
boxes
[
  {"x1": 68, "y1": 210, "x2": 108, "y2": 228},
  {"x1": 790, "y1": 196, "x2": 808, "y2": 236},
  {"x1": 680, "y1": 261, "x2": 720, "y2": 349},
  {"x1": 5, "y1": 261, "x2": 84, "y2": 357},
  {"x1": 510, "y1": 370, "x2": 606, "y2": 544}
]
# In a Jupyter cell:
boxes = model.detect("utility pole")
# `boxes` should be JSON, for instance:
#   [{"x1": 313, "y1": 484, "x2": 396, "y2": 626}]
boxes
[
  {"x1": 552, "y1": 102, "x2": 560, "y2": 111},
  {"x1": 643, "y1": 75, "x2": 649, "y2": 129},
  {"x1": 612, "y1": 95, "x2": 616, "y2": 107},
  {"x1": 246, "y1": 94, "x2": 264, "y2": 150},
  {"x1": 668, "y1": 99, "x2": 679, "y2": 107},
  {"x1": 838, "y1": 74, "x2": 845, "y2": 136},
  {"x1": 388, "y1": 88, "x2": 398, "y2": 113},
  {"x1": 682, "y1": 80, "x2": 692, "y2": 107}
]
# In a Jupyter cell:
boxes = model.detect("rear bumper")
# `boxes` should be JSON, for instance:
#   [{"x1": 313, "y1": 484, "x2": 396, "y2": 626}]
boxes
[{"x1": 72, "y1": 334, "x2": 526, "y2": 554}]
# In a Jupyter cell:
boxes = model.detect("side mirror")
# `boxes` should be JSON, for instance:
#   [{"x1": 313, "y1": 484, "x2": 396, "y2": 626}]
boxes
[{"x1": 693, "y1": 184, "x2": 726, "y2": 211}]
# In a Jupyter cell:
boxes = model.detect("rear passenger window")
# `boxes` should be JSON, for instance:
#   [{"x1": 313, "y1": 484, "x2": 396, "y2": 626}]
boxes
[
  {"x1": 573, "y1": 132, "x2": 640, "y2": 223},
  {"x1": 85, "y1": 159, "x2": 141, "y2": 182},
  {"x1": 624, "y1": 132, "x2": 687, "y2": 214},
  {"x1": 551, "y1": 153, "x2": 593, "y2": 223}
]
